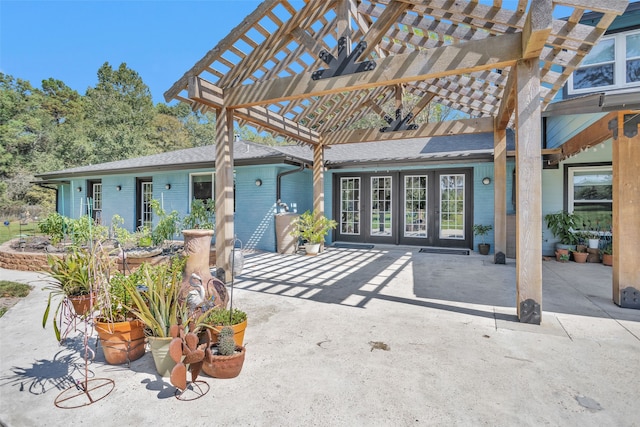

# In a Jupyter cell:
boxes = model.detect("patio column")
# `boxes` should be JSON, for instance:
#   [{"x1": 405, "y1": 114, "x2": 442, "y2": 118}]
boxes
[
  {"x1": 313, "y1": 143, "x2": 325, "y2": 215},
  {"x1": 493, "y1": 127, "x2": 507, "y2": 264},
  {"x1": 612, "y1": 111, "x2": 640, "y2": 309},
  {"x1": 215, "y1": 107, "x2": 235, "y2": 283},
  {"x1": 515, "y1": 58, "x2": 542, "y2": 324}
]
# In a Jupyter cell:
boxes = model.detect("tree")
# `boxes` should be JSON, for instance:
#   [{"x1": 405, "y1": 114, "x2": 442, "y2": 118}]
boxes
[{"x1": 84, "y1": 62, "x2": 155, "y2": 163}]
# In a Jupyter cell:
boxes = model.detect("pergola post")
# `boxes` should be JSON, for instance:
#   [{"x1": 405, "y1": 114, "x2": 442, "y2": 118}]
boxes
[
  {"x1": 215, "y1": 107, "x2": 235, "y2": 283},
  {"x1": 515, "y1": 58, "x2": 543, "y2": 324},
  {"x1": 612, "y1": 111, "x2": 640, "y2": 309},
  {"x1": 493, "y1": 127, "x2": 507, "y2": 264}
]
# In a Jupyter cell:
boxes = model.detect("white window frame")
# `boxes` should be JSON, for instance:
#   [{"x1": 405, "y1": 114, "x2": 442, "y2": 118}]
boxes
[
  {"x1": 568, "y1": 29, "x2": 640, "y2": 95},
  {"x1": 189, "y1": 172, "x2": 215, "y2": 205},
  {"x1": 567, "y1": 165, "x2": 612, "y2": 231}
]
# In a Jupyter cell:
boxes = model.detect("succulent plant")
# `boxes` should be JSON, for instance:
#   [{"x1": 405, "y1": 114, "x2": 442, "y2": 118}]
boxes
[{"x1": 218, "y1": 326, "x2": 236, "y2": 356}]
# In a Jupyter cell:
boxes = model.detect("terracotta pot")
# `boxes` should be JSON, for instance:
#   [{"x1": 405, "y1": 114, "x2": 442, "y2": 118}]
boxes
[
  {"x1": 572, "y1": 252, "x2": 588, "y2": 263},
  {"x1": 95, "y1": 319, "x2": 146, "y2": 365},
  {"x1": 148, "y1": 336, "x2": 175, "y2": 377},
  {"x1": 555, "y1": 248, "x2": 570, "y2": 262},
  {"x1": 208, "y1": 319, "x2": 247, "y2": 347},
  {"x1": 202, "y1": 346, "x2": 246, "y2": 379},
  {"x1": 69, "y1": 294, "x2": 93, "y2": 316},
  {"x1": 603, "y1": 254, "x2": 613, "y2": 266}
]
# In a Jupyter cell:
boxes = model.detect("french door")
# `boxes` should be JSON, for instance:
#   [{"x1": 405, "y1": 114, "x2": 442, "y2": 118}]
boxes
[
  {"x1": 334, "y1": 169, "x2": 472, "y2": 248},
  {"x1": 136, "y1": 178, "x2": 153, "y2": 230}
]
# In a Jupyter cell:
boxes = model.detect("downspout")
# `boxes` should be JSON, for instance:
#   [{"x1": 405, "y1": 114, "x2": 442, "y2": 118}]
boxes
[{"x1": 276, "y1": 162, "x2": 306, "y2": 212}]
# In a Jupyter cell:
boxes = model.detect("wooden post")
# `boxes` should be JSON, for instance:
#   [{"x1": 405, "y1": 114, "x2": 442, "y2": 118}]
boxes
[
  {"x1": 612, "y1": 111, "x2": 640, "y2": 309},
  {"x1": 515, "y1": 58, "x2": 543, "y2": 324},
  {"x1": 493, "y1": 126, "x2": 507, "y2": 264},
  {"x1": 215, "y1": 107, "x2": 235, "y2": 283},
  {"x1": 313, "y1": 144, "x2": 325, "y2": 215}
]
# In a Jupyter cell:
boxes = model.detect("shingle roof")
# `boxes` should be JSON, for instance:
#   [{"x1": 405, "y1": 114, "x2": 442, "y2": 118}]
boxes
[{"x1": 37, "y1": 131, "x2": 515, "y2": 179}]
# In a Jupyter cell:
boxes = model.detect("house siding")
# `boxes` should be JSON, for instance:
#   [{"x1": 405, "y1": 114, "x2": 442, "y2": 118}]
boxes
[{"x1": 546, "y1": 113, "x2": 606, "y2": 148}]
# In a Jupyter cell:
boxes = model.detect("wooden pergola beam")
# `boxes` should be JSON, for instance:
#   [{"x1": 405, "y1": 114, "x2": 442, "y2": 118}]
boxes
[
  {"x1": 188, "y1": 76, "x2": 320, "y2": 145},
  {"x1": 358, "y1": 0, "x2": 410, "y2": 60},
  {"x1": 495, "y1": 69, "x2": 516, "y2": 130},
  {"x1": 548, "y1": 112, "x2": 618, "y2": 165},
  {"x1": 521, "y1": 0, "x2": 552, "y2": 59},
  {"x1": 322, "y1": 117, "x2": 493, "y2": 145},
  {"x1": 225, "y1": 32, "x2": 522, "y2": 108}
]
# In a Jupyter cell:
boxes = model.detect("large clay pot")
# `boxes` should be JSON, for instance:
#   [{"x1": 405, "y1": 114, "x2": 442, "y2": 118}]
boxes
[
  {"x1": 148, "y1": 336, "x2": 175, "y2": 377},
  {"x1": 603, "y1": 254, "x2": 613, "y2": 266},
  {"x1": 202, "y1": 346, "x2": 246, "y2": 379},
  {"x1": 180, "y1": 229, "x2": 229, "y2": 308},
  {"x1": 95, "y1": 319, "x2": 146, "y2": 365}
]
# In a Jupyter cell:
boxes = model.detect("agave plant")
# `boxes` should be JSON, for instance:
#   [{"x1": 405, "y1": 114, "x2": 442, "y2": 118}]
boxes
[{"x1": 123, "y1": 258, "x2": 189, "y2": 338}]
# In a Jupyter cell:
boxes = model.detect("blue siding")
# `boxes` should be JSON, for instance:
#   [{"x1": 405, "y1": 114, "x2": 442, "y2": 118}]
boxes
[
  {"x1": 546, "y1": 113, "x2": 606, "y2": 148},
  {"x1": 234, "y1": 166, "x2": 279, "y2": 252}
]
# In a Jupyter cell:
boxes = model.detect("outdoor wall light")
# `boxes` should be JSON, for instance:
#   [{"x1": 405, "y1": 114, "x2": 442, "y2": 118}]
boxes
[
  {"x1": 255, "y1": 179, "x2": 262, "y2": 187},
  {"x1": 76, "y1": 186, "x2": 82, "y2": 192},
  {"x1": 482, "y1": 177, "x2": 491, "y2": 185},
  {"x1": 165, "y1": 184, "x2": 171, "y2": 190},
  {"x1": 116, "y1": 185, "x2": 122, "y2": 191}
]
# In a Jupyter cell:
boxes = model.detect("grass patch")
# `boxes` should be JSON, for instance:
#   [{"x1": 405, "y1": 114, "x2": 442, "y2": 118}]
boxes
[
  {"x1": 0, "y1": 221, "x2": 40, "y2": 245},
  {"x1": 0, "y1": 280, "x2": 33, "y2": 298},
  {"x1": 0, "y1": 307, "x2": 7, "y2": 317}
]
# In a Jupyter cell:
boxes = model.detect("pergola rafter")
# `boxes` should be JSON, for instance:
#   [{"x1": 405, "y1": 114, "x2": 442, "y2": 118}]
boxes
[{"x1": 165, "y1": 0, "x2": 630, "y2": 322}]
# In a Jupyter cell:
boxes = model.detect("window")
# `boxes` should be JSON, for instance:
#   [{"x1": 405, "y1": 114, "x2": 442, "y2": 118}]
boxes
[
  {"x1": 568, "y1": 166, "x2": 612, "y2": 230},
  {"x1": 190, "y1": 173, "x2": 214, "y2": 202},
  {"x1": 340, "y1": 177, "x2": 360, "y2": 235},
  {"x1": 569, "y1": 30, "x2": 640, "y2": 94}
]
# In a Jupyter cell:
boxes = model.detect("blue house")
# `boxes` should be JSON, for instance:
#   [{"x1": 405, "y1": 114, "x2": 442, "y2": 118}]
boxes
[{"x1": 36, "y1": 1, "x2": 639, "y2": 321}]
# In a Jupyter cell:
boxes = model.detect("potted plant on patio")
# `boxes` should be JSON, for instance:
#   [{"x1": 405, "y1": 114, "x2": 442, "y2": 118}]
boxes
[
  {"x1": 473, "y1": 224, "x2": 492, "y2": 255},
  {"x1": 202, "y1": 325, "x2": 246, "y2": 379},
  {"x1": 571, "y1": 247, "x2": 588, "y2": 263},
  {"x1": 201, "y1": 307, "x2": 247, "y2": 347},
  {"x1": 601, "y1": 244, "x2": 613, "y2": 266},
  {"x1": 42, "y1": 248, "x2": 95, "y2": 341},
  {"x1": 123, "y1": 258, "x2": 191, "y2": 377},
  {"x1": 94, "y1": 269, "x2": 146, "y2": 365},
  {"x1": 291, "y1": 210, "x2": 337, "y2": 255},
  {"x1": 545, "y1": 211, "x2": 581, "y2": 258}
]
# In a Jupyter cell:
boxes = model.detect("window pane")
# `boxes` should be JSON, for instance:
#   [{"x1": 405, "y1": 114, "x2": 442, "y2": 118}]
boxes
[
  {"x1": 627, "y1": 59, "x2": 640, "y2": 83},
  {"x1": 340, "y1": 177, "x2": 360, "y2": 235},
  {"x1": 573, "y1": 64, "x2": 614, "y2": 89},
  {"x1": 627, "y1": 34, "x2": 640, "y2": 58},
  {"x1": 582, "y1": 38, "x2": 615, "y2": 65},
  {"x1": 439, "y1": 174, "x2": 464, "y2": 239},
  {"x1": 370, "y1": 176, "x2": 392, "y2": 236},
  {"x1": 573, "y1": 171, "x2": 612, "y2": 201},
  {"x1": 573, "y1": 203, "x2": 612, "y2": 229},
  {"x1": 192, "y1": 174, "x2": 212, "y2": 201}
]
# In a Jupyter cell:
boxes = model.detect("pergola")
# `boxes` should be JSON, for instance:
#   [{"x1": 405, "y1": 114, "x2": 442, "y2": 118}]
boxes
[{"x1": 165, "y1": 0, "x2": 637, "y2": 323}]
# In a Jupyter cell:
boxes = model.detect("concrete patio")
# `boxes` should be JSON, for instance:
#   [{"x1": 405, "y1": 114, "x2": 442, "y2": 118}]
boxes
[{"x1": 1, "y1": 246, "x2": 639, "y2": 426}]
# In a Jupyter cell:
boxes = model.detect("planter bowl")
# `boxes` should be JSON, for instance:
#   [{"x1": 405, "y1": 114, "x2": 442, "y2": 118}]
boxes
[{"x1": 203, "y1": 346, "x2": 246, "y2": 379}]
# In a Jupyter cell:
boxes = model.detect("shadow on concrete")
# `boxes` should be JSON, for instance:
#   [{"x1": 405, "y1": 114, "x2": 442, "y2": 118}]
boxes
[{"x1": 236, "y1": 247, "x2": 639, "y2": 323}]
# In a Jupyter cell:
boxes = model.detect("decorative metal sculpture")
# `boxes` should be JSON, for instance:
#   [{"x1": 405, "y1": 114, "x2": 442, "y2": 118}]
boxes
[
  {"x1": 380, "y1": 108, "x2": 419, "y2": 133},
  {"x1": 312, "y1": 36, "x2": 376, "y2": 81}
]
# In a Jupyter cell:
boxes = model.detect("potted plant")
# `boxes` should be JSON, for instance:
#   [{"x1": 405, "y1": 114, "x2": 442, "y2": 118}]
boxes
[
  {"x1": 544, "y1": 211, "x2": 581, "y2": 251},
  {"x1": 123, "y1": 258, "x2": 190, "y2": 377},
  {"x1": 201, "y1": 307, "x2": 247, "y2": 347},
  {"x1": 472, "y1": 224, "x2": 492, "y2": 255},
  {"x1": 291, "y1": 210, "x2": 337, "y2": 255},
  {"x1": 94, "y1": 269, "x2": 146, "y2": 365},
  {"x1": 602, "y1": 244, "x2": 613, "y2": 266},
  {"x1": 42, "y1": 248, "x2": 94, "y2": 341},
  {"x1": 182, "y1": 198, "x2": 215, "y2": 230},
  {"x1": 202, "y1": 325, "x2": 246, "y2": 379},
  {"x1": 571, "y1": 247, "x2": 588, "y2": 263}
]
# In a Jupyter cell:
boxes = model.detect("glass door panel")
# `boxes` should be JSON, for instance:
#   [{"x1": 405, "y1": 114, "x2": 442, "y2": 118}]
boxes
[
  {"x1": 340, "y1": 177, "x2": 360, "y2": 235},
  {"x1": 404, "y1": 175, "x2": 427, "y2": 238},
  {"x1": 370, "y1": 176, "x2": 392, "y2": 236},
  {"x1": 439, "y1": 174, "x2": 465, "y2": 240},
  {"x1": 141, "y1": 182, "x2": 153, "y2": 229}
]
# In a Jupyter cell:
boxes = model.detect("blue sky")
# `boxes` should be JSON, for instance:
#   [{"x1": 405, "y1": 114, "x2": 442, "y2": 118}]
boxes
[
  {"x1": 1, "y1": 1, "x2": 572, "y2": 105},
  {"x1": 0, "y1": 0, "x2": 266, "y2": 104}
]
